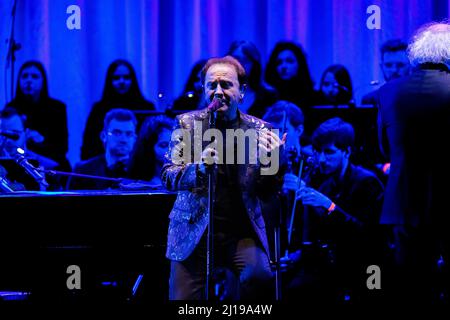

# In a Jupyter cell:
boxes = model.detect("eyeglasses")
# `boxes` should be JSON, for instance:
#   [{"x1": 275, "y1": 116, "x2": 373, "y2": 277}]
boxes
[
  {"x1": 1, "y1": 129, "x2": 25, "y2": 135},
  {"x1": 383, "y1": 62, "x2": 407, "y2": 69},
  {"x1": 0, "y1": 130, "x2": 24, "y2": 141},
  {"x1": 107, "y1": 129, "x2": 136, "y2": 138}
]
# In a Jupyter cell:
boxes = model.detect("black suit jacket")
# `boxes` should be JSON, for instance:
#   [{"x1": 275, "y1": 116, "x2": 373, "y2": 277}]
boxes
[
  {"x1": 67, "y1": 155, "x2": 127, "y2": 190},
  {"x1": 361, "y1": 89, "x2": 379, "y2": 106},
  {"x1": 81, "y1": 99, "x2": 155, "y2": 160},
  {"x1": 378, "y1": 63, "x2": 450, "y2": 226}
]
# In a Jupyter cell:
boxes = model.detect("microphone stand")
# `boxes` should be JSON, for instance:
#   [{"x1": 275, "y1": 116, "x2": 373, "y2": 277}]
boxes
[
  {"x1": 273, "y1": 202, "x2": 282, "y2": 300},
  {"x1": 42, "y1": 169, "x2": 123, "y2": 183},
  {"x1": 273, "y1": 111, "x2": 289, "y2": 300},
  {"x1": 39, "y1": 168, "x2": 158, "y2": 189},
  {"x1": 205, "y1": 110, "x2": 216, "y2": 300},
  {"x1": 5, "y1": 0, "x2": 21, "y2": 101},
  {"x1": 0, "y1": 176, "x2": 15, "y2": 192}
]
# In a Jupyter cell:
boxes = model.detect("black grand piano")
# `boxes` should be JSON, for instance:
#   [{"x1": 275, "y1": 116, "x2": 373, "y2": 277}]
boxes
[{"x1": 0, "y1": 189, "x2": 176, "y2": 303}]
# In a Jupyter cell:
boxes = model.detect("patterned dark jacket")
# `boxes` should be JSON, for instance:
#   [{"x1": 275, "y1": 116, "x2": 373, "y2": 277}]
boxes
[{"x1": 161, "y1": 109, "x2": 282, "y2": 261}]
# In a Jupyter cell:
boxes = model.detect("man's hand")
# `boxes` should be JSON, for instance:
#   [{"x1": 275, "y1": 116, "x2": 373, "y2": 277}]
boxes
[
  {"x1": 201, "y1": 146, "x2": 219, "y2": 166},
  {"x1": 283, "y1": 173, "x2": 299, "y2": 191},
  {"x1": 258, "y1": 130, "x2": 287, "y2": 156},
  {"x1": 297, "y1": 187, "x2": 332, "y2": 210},
  {"x1": 197, "y1": 146, "x2": 220, "y2": 176},
  {"x1": 171, "y1": 139, "x2": 188, "y2": 165},
  {"x1": 282, "y1": 173, "x2": 306, "y2": 192},
  {"x1": 26, "y1": 129, "x2": 44, "y2": 144}
]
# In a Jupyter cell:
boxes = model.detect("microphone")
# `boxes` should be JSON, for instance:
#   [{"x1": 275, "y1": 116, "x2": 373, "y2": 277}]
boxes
[
  {"x1": 14, "y1": 150, "x2": 49, "y2": 188},
  {"x1": 207, "y1": 97, "x2": 223, "y2": 128},
  {"x1": 207, "y1": 97, "x2": 224, "y2": 113},
  {"x1": 0, "y1": 131, "x2": 20, "y2": 141}
]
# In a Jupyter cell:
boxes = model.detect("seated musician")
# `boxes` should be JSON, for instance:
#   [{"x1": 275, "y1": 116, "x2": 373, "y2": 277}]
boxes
[
  {"x1": 262, "y1": 101, "x2": 310, "y2": 258},
  {"x1": 67, "y1": 108, "x2": 137, "y2": 190},
  {"x1": 315, "y1": 64, "x2": 354, "y2": 106},
  {"x1": 1, "y1": 107, "x2": 59, "y2": 168},
  {"x1": 1, "y1": 106, "x2": 60, "y2": 190},
  {"x1": 286, "y1": 117, "x2": 385, "y2": 303}
]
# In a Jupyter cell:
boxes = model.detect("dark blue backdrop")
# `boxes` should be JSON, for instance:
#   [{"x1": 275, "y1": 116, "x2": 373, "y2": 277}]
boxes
[{"x1": 0, "y1": 0, "x2": 448, "y2": 165}]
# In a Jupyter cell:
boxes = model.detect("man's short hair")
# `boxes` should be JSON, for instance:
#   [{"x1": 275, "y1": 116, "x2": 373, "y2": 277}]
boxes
[
  {"x1": 380, "y1": 39, "x2": 408, "y2": 60},
  {"x1": 407, "y1": 22, "x2": 450, "y2": 67},
  {"x1": 103, "y1": 108, "x2": 137, "y2": 131},
  {"x1": 312, "y1": 117, "x2": 354, "y2": 151},
  {"x1": 263, "y1": 100, "x2": 304, "y2": 128},
  {"x1": 201, "y1": 55, "x2": 247, "y2": 86}
]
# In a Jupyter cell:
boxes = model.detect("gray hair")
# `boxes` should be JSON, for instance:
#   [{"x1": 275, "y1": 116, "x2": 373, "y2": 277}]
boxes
[{"x1": 407, "y1": 22, "x2": 450, "y2": 67}]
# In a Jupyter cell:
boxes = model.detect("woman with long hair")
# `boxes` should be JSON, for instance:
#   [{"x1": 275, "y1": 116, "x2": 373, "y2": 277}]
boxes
[
  {"x1": 172, "y1": 59, "x2": 207, "y2": 111},
  {"x1": 265, "y1": 41, "x2": 317, "y2": 109},
  {"x1": 81, "y1": 59, "x2": 155, "y2": 160},
  {"x1": 127, "y1": 115, "x2": 174, "y2": 185},
  {"x1": 7, "y1": 60, "x2": 70, "y2": 170},
  {"x1": 227, "y1": 40, "x2": 278, "y2": 118},
  {"x1": 317, "y1": 64, "x2": 354, "y2": 106}
]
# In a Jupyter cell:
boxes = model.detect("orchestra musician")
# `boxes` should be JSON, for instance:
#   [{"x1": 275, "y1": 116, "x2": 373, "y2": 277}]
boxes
[{"x1": 284, "y1": 117, "x2": 385, "y2": 303}]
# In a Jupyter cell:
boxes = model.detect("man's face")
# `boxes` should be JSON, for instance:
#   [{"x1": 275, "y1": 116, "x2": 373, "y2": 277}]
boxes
[
  {"x1": 381, "y1": 51, "x2": 410, "y2": 81},
  {"x1": 276, "y1": 49, "x2": 299, "y2": 81},
  {"x1": 154, "y1": 128, "x2": 171, "y2": 165},
  {"x1": 314, "y1": 143, "x2": 347, "y2": 176},
  {"x1": 112, "y1": 65, "x2": 132, "y2": 95},
  {"x1": 103, "y1": 119, "x2": 136, "y2": 158},
  {"x1": 0, "y1": 115, "x2": 27, "y2": 156},
  {"x1": 19, "y1": 66, "x2": 43, "y2": 99},
  {"x1": 204, "y1": 63, "x2": 242, "y2": 118}
]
